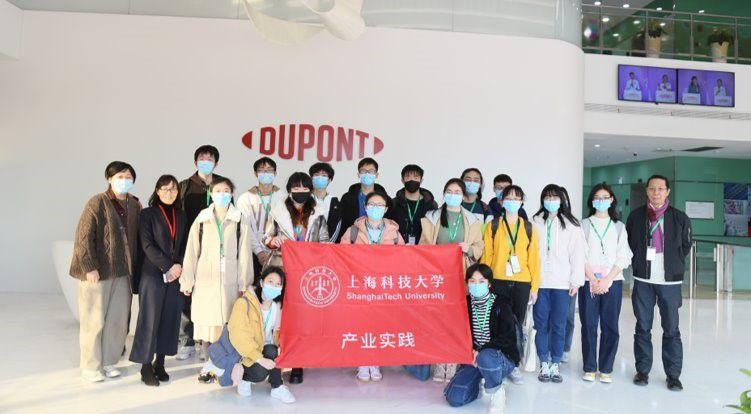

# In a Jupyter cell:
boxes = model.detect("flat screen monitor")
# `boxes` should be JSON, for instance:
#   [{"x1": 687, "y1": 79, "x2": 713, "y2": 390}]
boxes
[
  {"x1": 677, "y1": 69, "x2": 735, "y2": 107},
  {"x1": 618, "y1": 65, "x2": 677, "y2": 104}
]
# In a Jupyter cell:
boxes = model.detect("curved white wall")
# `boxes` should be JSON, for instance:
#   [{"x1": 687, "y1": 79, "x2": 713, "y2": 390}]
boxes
[{"x1": 0, "y1": 11, "x2": 583, "y2": 293}]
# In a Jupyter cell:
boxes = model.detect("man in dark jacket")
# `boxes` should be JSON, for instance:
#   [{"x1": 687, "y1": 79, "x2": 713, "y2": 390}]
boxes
[
  {"x1": 488, "y1": 174, "x2": 528, "y2": 220},
  {"x1": 391, "y1": 164, "x2": 438, "y2": 245},
  {"x1": 338, "y1": 157, "x2": 390, "y2": 242},
  {"x1": 626, "y1": 174, "x2": 691, "y2": 392}
]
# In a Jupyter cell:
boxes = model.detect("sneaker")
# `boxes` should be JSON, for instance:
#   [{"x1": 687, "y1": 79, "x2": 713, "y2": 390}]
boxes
[
  {"x1": 599, "y1": 373, "x2": 613, "y2": 384},
  {"x1": 561, "y1": 351, "x2": 570, "y2": 363},
  {"x1": 445, "y1": 364, "x2": 458, "y2": 381},
  {"x1": 369, "y1": 366, "x2": 383, "y2": 382},
  {"x1": 488, "y1": 384, "x2": 506, "y2": 414},
  {"x1": 270, "y1": 385, "x2": 296, "y2": 403},
  {"x1": 582, "y1": 372, "x2": 596, "y2": 382},
  {"x1": 509, "y1": 367, "x2": 524, "y2": 385},
  {"x1": 103, "y1": 365, "x2": 121, "y2": 378},
  {"x1": 537, "y1": 362, "x2": 550, "y2": 383},
  {"x1": 237, "y1": 380, "x2": 252, "y2": 397},
  {"x1": 198, "y1": 371, "x2": 216, "y2": 384},
  {"x1": 175, "y1": 345, "x2": 195, "y2": 361},
  {"x1": 633, "y1": 372, "x2": 649, "y2": 386},
  {"x1": 82, "y1": 370, "x2": 105, "y2": 383},
  {"x1": 202, "y1": 359, "x2": 225, "y2": 377},
  {"x1": 433, "y1": 364, "x2": 446, "y2": 382},
  {"x1": 357, "y1": 366, "x2": 370, "y2": 382},
  {"x1": 549, "y1": 363, "x2": 563, "y2": 383}
]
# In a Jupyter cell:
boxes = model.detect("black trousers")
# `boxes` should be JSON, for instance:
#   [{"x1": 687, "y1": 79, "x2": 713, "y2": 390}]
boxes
[
  {"x1": 632, "y1": 279, "x2": 683, "y2": 378},
  {"x1": 181, "y1": 295, "x2": 194, "y2": 346},
  {"x1": 243, "y1": 344, "x2": 282, "y2": 388},
  {"x1": 129, "y1": 277, "x2": 183, "y2": 364},
  {"x1": 491, "y1": 280, "x2": 532, "y2": 324}
]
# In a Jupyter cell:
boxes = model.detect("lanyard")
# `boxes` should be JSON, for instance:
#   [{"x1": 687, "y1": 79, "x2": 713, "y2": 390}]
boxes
[
  {"x1": 214, "y1": 216, "x2": 225, "y2": 257},
  {"x1": 365, "y1": 220, "x2": 385, "y2": 245},
  {"x1": 205, "y1": 188, "x2": 211, "y2": 207},
  {"x1": 473, "y1": 299, "x2": 493, "y2": 329},
  {"x1": 260, "y1": 194, "x2": 272, "y2": 216},
  {"x1": 591, "y1": 219, "x2": 612, "y2": 254},
  {"x1": 293, "y1": 224, "x2": 304, "y2": 241},
  {"x1": 406, "y1": 198, "x2": 421, "y2": 233},
  {"x1": 263, "y1": 305, "x2": 274, "y2": 330},
  {"x1": 503, "y1": 216, "x2": 520, "y2": 255},
  {"x1": 468, "y1": 200, "x2": 477, "y2": 214},
  {"x1": 545, "y1": 218, "x2": 554, "y2": 255},
  {"x1": 447, "y1": 210, "x2": 463, "y2": 242},
  {"x1": 158, "y1": 205, "x2": 177, "y2": 241},
  {"x1": 649, "y1": 216, "x2": 664, "y2": 237}
]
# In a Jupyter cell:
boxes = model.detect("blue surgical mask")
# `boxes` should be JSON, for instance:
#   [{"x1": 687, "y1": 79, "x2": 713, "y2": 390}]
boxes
[
  {"x1": 258, "y1": 172, "x2": 275, "y2": 185},
  {"x1": 366, "y1": 205, "x2": 386, "y2": 221},
  {"x1": 360, "y1": 173, "x2": 376, "y2": 187},
  {"x1": 544, "y1": 200, "x2": 561, "y2": 213},
  {"x1": 503, "y1": 200, "x2": 522, "y2": 214},
  {"x1": 468, "y1": 282, "x2": 489, "y2": 298},
  {"x1": 593, "y1": 199, "x2": 612, "y2": 213},
  {"x1": 444, "y1": 193, "x2": 463, "y2": 208},
  {"x1": 197, "y1": 160, "x2": 215, "y2": 175},
  {"x1": 262, "y1": 285, "x2": 282, "y2": 301},
  {"x1": 212, "y1": 192, "x2": 232, "y2": 208},
  {"x1": 312, "y1": 176, "x2": 329, "y2": 190},
  {"x1": 464, "y1": 181, "x2": 480, "y2": 195},
  {"x1": 111, "y1": 178, "x2": 134, "y2": 195},
  {"x1": 495, "y1": 190, "x2": 504, "y2": 199}
]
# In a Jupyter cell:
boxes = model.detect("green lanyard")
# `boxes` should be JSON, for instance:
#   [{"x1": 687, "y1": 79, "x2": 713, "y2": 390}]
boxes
[
  {"x1": 468, "y1": 200, "x2": 477, "y2": 214},
  {"x1": 591, "y1": 219, "x2": 612, "y2": 254},
  {"x1": 263, "y1": 305, "x2": 274, "y2": 330},
  {"x1": 260, "y1": 194, "x2": 272, "y2": 216},
  {"x1": 365, "y1": 220, "x2": 385, "y2": 245},
  {"x1": 205, "y1": 188, "x2": 211, "y2": 206},
  {"x1": 503, "y1": 216, "x2": 521, "y2": 255},
  {"x1": 545, "y1": 218, "x2": 554, "y2": 256},
  {"x1": 447, "y1": 210, "x2": 463, "y2": 242},
  {"x1": 406, "y1": 199, "x2": 421, "y2": 232},
  {"x1": 649, "y1": 216, "x2": 664, "y2": 237},
  {"x1": 474, "y1": 299, "x2": 493, "y2": 330},
  {"x1": 214, "y1": 217, "x2": 225, "y2": 257}
]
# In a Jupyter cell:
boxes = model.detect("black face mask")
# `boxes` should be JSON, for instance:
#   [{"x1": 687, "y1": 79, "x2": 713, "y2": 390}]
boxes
[
  {"x1": 290, "y1": 191, "x2": 311, "y2": 205},
  {"x1": 404, "y1": 180, "x2": 421, "y2": 193}
]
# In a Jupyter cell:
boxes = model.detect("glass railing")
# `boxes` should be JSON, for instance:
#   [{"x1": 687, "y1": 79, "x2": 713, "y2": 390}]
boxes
[{"x1": 583, "y1": 4, "x2": 751, "y2": 64}]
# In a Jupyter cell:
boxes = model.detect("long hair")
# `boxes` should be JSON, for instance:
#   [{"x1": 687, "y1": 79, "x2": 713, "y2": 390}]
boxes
[
  {"x1": 284, "y1": 172, "x2": 316, "y2": 227},
  {"x1": 460, "y1": 167, "x2": 484, "y2": 200},
  {"x1": 255, "y1": 266, "x2": 286, "y2": 306},
  {"x1": 533, "y1": 184, "x2": 580, "y2": 229},
  {"x1": 587, "y1": 183, "x2": 620, "y2": 222},
  {"x1": 148, "y1": 174, "x2": 181, "y2": 209},
  {"x1": 440, "y1": 178, "x2": 467, "y2": 228}
]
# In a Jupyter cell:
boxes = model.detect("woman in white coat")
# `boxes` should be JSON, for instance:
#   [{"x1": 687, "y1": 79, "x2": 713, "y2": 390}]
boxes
[{"x1": 180, "y1": 177, "x2": 254, "y2": 360}]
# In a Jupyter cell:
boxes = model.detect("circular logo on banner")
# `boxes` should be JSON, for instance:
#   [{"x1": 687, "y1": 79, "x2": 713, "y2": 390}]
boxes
[{"x1": 300, "y1": 266, "x2": 341, "y2": 308}]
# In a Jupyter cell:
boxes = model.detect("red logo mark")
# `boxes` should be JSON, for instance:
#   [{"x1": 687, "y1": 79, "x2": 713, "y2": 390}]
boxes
[{"x1": 300, "y1": 266, "x2": 341, "y2": 308}]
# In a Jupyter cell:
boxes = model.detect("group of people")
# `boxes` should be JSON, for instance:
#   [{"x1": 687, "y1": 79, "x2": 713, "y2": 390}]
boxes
[{"x1": 70, "y1": 144, "x2": 692, "y2": 412}]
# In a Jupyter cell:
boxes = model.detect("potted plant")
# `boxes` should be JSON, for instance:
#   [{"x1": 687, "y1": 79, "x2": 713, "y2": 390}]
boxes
[
  {"x1": 726, "y1": 368, "x2": 751, "y2": 413},
  {"x1": 708, "y1": 27, "x2": 734, "y2": 63},
  {"x1": 646, "y1": 21, "x2": 664, "y2": 58}
]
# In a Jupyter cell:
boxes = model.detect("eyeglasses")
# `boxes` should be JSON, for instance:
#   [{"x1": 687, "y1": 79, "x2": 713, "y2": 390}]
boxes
[
  {"x1": 359, "y1": 169, "x2": 377, "y2": 175},
  {"x1": 593, "y1": 196, "x2": 612, "y2": 201},
  {"x1": 366, "y1": 203, "x2": 386, "y2": 208},
  {"x1": 158, "y1": 188, "x2": 178, "y2": 193}
]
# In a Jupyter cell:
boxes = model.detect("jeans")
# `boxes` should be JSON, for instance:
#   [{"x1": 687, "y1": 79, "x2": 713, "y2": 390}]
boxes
[
  {"x1": 547, "y1": 292, "x2": 576, "y2": 355},
  {"x1": 444, "y1": 349, "x2": 515, "y2": 407},
  {"x1": 533, "y1": 288, "x2": 570, "y2": 364},
  {"x1": 579, "y1": 281, "x2": 623, "y2": 374},
  {"x1": 242, "y1": 344, "x2": 282, "y2": 388},
  {"x1": 404, "y1": 365, "x2": 431, "y2": 381},
  {"x1": 632, "y1": 279, "x2": 683, "y2": 378}
]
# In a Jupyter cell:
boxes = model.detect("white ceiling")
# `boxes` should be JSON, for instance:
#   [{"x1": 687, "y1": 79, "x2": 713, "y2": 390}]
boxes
[{"x1": 584, "y1": 133, "x2": 751, "y2": 167}]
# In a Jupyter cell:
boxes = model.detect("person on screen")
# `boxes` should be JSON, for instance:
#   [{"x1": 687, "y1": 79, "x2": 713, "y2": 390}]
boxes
[
  {"x1": 714, "y1": 79, "x2": 727, "y2": 97},
  {"x1": 658, "y1": 75, "x2": 672, "y2": 91},
  {"x1": 625, "y1": 72, "x2": 641, "y2": 91},
  {"x1": 688, "y1": 76, "x2": 700, "y2": 94},
  {"x1": 443, "y1": 264, "x2": 520, "y2": 412}
]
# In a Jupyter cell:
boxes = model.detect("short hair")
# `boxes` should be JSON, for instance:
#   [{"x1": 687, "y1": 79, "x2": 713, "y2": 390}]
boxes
[
  {"x1": 194, "y1": 145, "x2": 219, "y2": 163},
  {"x1": 253, "y1": 157, "x2": 277, "y2": 172},
  {"x1": 493, "y1": 174, "x2": 512, "y2": 185},
  {"x1": 357, "y1": 157, "x2": 379, "y2": 172},
  {"x1": 365, "y1": 190, "x2": 390, "y2": 208},
  {"x1": 309, "y1": 162, "x2": 335, "y2": 180},
  {"x1": 148, "y1": 174, "x2": 181, "y2": 208},
  {"x1": 285, "y1": 172, "x2": 313, "y2": 192},
  {"x1": 209, "y1": 177, "x2": 235, "y2": 192},
  {"x1": 401, "y1": 164, "x2": 424, "y2": 180},
  {"x1": 647, "y1": 174, "x2": 670, "y2": 190},
  {"x1": 465, "y1": 263, "x2": 493, "y2": 283},
  {"x1": 105, "y1": 161, "x2": 136, "y2": 182},
  {"x1": 501, "y1": 184, "x2": 525, "y2": 200}
]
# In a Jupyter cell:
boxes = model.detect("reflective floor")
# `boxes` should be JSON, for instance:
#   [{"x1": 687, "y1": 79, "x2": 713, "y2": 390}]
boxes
[{"x1": 1, "y1": 292, "x2": 748, "y2": 413}]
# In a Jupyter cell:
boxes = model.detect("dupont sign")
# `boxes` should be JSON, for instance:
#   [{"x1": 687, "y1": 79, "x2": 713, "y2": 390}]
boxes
[{"x1": 241, "y1": 124, "x2": 384, "y2": 162}]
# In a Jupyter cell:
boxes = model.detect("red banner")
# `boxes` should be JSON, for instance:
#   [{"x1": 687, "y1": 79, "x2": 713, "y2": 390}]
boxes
[{"x1": 275, "y1": 242, "x2": 474, "y2": 368}]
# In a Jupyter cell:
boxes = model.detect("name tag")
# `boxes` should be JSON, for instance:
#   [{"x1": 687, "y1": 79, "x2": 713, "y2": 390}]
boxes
[
  {"x1": 509, "y1": 255, "x2": 522, "y2": 274},
  {"x1": 408, "y1": 236, "x2": 416, "y2": 246},
  {"x1": 506, "y1": 261, "x2": 513, "y2": 276},
  {"x1": 543, "y1": 258, "x2": 554, "y2": 273},
  {"x1": 163, "y1": 273, "x2": 169, "y2": 283},
  {"x1": 646, "y1": 248, "x2": 657, "y2": 262},
  {"x1": 220, "y1": 257, "x2": 227, "y2": 273}
]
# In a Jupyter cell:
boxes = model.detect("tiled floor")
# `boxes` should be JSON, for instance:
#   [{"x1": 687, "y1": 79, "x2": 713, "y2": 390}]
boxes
[{"x1": 1, "y1": 292, "x2": 748, "y2": 413}]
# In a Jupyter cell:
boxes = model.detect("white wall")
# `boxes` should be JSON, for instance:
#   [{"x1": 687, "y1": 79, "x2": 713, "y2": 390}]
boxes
[
  {"x1": 0, "y1": 11, "x2": 583, "y2": 293},
  {"x1": 584, "y1": 54, "x2": 751, "y2": 142},
  {"x1": 0, "y1": 0, "x2": 22, "y2": 59}
]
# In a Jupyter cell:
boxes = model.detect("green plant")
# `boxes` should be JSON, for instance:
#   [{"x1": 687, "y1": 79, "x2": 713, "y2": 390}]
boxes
[
  {"x1": 727, "y1": 369, "x2": 751, "y2": 413},
  {"x1": 647, "y1": 21, "x2": 664, "y2": 38},
  {"x1": 708, "y1": 27, "x2": 734, "y2": 45}
]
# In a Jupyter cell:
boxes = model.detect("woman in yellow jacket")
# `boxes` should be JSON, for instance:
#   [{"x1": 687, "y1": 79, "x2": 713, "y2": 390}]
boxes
[{"x1": 481, "y1": 184, "x2": 540, "y2": 384}]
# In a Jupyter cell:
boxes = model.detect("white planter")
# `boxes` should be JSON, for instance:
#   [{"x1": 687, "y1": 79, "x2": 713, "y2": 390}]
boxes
[
  {"x1": 711, "y1": 41, "x2": 730, "y2": 63},
  {"x1": 646, "y1": 35, "x2": 662, "y2": 58},
  {"x1": 52, "y1": 240, "x2": 79, "y2": 321}
]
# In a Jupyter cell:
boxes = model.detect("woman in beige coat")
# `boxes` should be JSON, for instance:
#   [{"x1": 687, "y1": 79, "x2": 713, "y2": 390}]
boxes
[
  {"x1": 180, "y1": 177, "x2": 254, "y2": 360},
  {"x1": 419, "y1": 178, "x2": 484, "y2": 382}
]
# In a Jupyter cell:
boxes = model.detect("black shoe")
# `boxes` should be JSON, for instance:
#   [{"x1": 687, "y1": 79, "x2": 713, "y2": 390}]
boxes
[
  {"x1": 667, "y1": 376, "x2": 683, "y2": 391},
  {"x1": 198, "y1": 372, "x2": 216, "y2": 384},
  {"x1": 633, "y1": 372, "x2": 649, "y2": 386},
  {"x1": 289, "y1": 368, "x2": 304, "y2": 384},
  {"x1": 153, "y1": 364, "x2": 170, "y2": 382},
  {"x1": 141, "y1": 364, "x2": 160, "y2": 387}
]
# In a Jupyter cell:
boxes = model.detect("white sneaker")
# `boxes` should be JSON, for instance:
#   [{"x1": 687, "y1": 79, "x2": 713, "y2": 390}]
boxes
[
  {"x1": 488, "y1": 384, "x2": 506, "y2": 414},
  {"x1": 599, "y1": 373, "x2": 613, "y2": 384},
  {"x1": 103, "y1": 365, "x2": 121, "y2": 378},
  {"x1": 369, "y1": 366, "x2": 383, "y2": 382},
  {"x1": 561, "y1": 351, "x2": 570, "y2": 363},
  {"x1": 357, "y1": 366, "x2": 370, "y2": 382},
  {"x1": 270, "y1": 385, "x2": 296, "y2": 403},
  {"x1": 538, "y1": 362, "x2": 551, "y2": 382},
  {"x1": 82, "y1": 370, "x2": 105, "y2": 382},
  {"x1": 203, "y1": 359, "x2": 225, "y2": 376},
  {"x1": 509, "y1": 367, "x2": 524, "y2": 385},
  {"x1": 175, "y1": 345, "x2": 195, "y2": 361},
  {"x1": 582, "y1": 372, "x2": 596, "y2": 382},
  {"x1": 433, "y1": 364, "x2": 446, "y2": 382},
  {"x1": 237, "y1": 380, "x2": 252, "y2": 397},
  {"x1": 549, "y1": 363, "x2": 563, "y2": 383}
]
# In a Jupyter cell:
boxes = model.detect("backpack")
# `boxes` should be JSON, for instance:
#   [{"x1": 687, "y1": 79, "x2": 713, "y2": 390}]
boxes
[
  {"x1": 490, "y1": 216, "x2": 533, "y2": 248},
  {"x1": 197, "y1": 220, "x2": 242, "y2": 260}
]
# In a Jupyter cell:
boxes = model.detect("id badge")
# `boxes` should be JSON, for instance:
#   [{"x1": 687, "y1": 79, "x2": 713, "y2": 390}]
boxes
[
  {"x1": 543, "y1": 257, "x2": 554, "y2": 273},
  {"x1": 599, "y1": 252, "x2": 613, "y2": 269},
  {"x1": 163, "y1": 273, "x2": 169, "y2": 283},
  {"x1": 505, "y1": 261, "x2": 513, "y2": 276},
  {"x1": 646, "y1": 247, "x2": 657, "y2": 262},
  {"x1": 220, "y1": 256, "x2": 227, "y2": 273},
  {"x1": 510, "y1": 255, "x2": 522, "y2": 274},
  {"x1": 408, "y1": 236, "x2": 416, "y2": 246}
]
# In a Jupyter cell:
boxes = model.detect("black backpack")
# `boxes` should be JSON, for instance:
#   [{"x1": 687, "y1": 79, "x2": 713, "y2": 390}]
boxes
[{"x1": 490, "y1": 216, "x2": 533, "y2": 247}]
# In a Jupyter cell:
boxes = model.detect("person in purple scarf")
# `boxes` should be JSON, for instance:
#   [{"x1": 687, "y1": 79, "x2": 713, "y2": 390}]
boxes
[{"x1": 626, "y1": 175, "x2": 692, "y2": 392}]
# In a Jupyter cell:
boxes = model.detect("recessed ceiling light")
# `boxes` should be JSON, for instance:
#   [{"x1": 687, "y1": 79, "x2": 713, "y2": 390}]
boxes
[
  {"x1": 613, "y1": 33, "x2": 620, "y2": 37},
  {"x1": 656, "y1": 7, "x2": 662, "y2": 11},
  {"x1": 595, "y1": 144, "x2": 601, "y2": 148},
  {"x1": 698, "y1": 9, "x2": 705, "y2": 13},
  {"x1": 584, "y1": 27, "x2": 593, "y2": 38},
  {"x1": 660, "y1": 22, "x2": 666, "y2": 27},
  {"x1": 594, "y1": 0, "x2": 602, "y2": 5},
  {"x1": 622, "y1": 3, "x2": 630, "y2": 8},
  {"x1": 602, "y1": 16, "x2": 610, "y2": 22},
  {"x1": 634, "y1": 20, "x2": 641, "y2": 24}
]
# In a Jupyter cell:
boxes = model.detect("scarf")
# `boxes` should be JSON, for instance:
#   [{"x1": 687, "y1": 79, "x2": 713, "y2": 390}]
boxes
[{"x1": 647, "y1": 200, "x2": 669, "y2": 253}]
